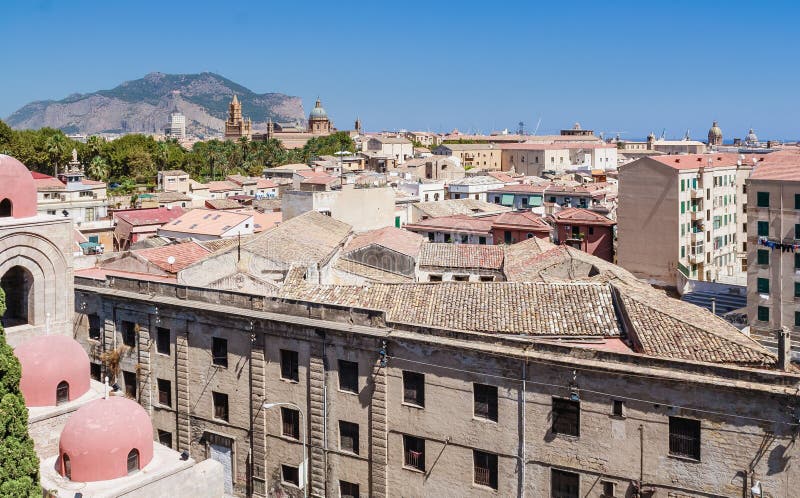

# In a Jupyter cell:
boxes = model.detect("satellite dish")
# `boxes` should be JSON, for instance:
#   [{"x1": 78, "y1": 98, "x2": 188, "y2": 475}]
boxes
[{"x1": 167, "y1": 256, "x2": 176, "y2": 265}]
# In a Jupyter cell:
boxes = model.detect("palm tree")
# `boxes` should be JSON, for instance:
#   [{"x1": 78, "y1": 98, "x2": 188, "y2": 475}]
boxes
[
  {"x1": 45, "y1": 134, "x2": 67, "y2": 176},
  {"x1": 87, "y1": 156, "x2": 110, "y2": 182},
  {"x1": 156, "y1": 142, "x2": 169, "y2": 172},
  {"x1": 86, "y1": 135, "x2": 104, "y2": 160}
]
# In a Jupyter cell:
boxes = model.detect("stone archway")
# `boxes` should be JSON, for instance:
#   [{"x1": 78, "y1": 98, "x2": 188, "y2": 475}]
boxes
[{"x1": 1, "y1": 265, "x2": 33, "y2": 326}]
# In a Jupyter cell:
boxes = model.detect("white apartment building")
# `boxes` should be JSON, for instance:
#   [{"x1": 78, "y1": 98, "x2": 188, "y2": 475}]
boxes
[
  {"x1": 500, "y1": 143, "x2": 617, "y2": 176},
  {"x1": 617, "y1": 154, "x2": 751, "y2": 288},
  {"x1": 165, "y1": 111, "x2": 186, "y2": 139},
  {"x1": 447, "y1": 176, "x2": 505, "y2": 202}
]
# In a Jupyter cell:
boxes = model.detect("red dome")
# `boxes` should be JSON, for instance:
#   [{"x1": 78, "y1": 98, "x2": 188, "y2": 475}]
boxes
[
  {"x1": 0, "y1": 154, "x2": 37, "y2": 218},
  {"x1": 58, "y1": 396, "x2": 154, "y2": 482},
  {"x1": 15, "y1": 335, "x2": 90, "y2": 407}
]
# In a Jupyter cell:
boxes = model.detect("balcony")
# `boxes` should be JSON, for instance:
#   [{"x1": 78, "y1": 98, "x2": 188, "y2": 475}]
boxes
[
  {"x1": 688, "y1": 253, "x2": 704, "y2": 264},
  {"x1": 690, "y1": 230, "x2": 703, "y2": 243},
  {"x1": 690, "y1": 210, "x2": 705, "y2": 221},
  {"x1": 689, "y1": 189, "x2": 703, "y2": 199}
]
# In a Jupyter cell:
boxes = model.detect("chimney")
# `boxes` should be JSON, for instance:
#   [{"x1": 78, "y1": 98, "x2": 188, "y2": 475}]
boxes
[{"x1": 778, "y1": 327, "x2": 791, "y2": 371}]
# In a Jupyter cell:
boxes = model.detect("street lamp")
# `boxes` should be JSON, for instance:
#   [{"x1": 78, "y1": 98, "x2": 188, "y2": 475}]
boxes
[{"x1": 263, "y1": 402, "x2": 308, "y2": 498}]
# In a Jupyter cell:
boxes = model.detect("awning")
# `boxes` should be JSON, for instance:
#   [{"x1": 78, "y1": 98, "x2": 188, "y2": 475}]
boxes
[
  {"x1": 500, "y1": 194, "x2": 514, "y2": 206},
  {"x1": 529, "y1": 195, "x2": 543, "y2": 207}
]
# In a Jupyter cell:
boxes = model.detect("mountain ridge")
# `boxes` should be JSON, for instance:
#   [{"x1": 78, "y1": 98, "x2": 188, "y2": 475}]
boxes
[{"x1": 5, "y1": 72, "x2": 306, "y2": 136}]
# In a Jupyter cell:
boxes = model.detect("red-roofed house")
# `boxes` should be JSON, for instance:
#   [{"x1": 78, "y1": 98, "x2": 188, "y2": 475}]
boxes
[
  {"x1": 490, "y1": 211, "x2": 552, "y2": 244},
  {"x1": 404, "y1": 211, "x2": 551, "y2": 245},
  {"x1": 552, "y1": 208, "x2": 615, "y2": 261},
  {"x1": 158, "y1": 208, "x2": 254, "y2": 241},
  {"x1": 499, "y1": 142, "x2": 617, "y2": 175},
  {"x1": 113, "y1": 207, "x2": 186, "y2": 250}
]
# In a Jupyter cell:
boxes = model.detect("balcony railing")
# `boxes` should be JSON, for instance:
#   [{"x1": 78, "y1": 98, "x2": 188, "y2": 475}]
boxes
[
  {"x1": 405, "y1": 450, "x2": 423, "y2": 470},
  {"x1": 691, "y1": 210, "x2": 705, "y2": 220}
]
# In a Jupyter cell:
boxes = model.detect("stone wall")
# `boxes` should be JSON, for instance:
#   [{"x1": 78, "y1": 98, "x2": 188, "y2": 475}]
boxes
[{"x1": 73, "y1": 279, "x2": 800, "y2": 497}]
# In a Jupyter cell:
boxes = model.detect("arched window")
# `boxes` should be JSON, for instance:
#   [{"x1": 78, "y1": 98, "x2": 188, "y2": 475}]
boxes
[
  {"x1": 0, "y1": 198, "x2": 11, "y2": 217},
  {"x1": 56, "y1": 381, "x2": 70, "y2": 405},
  {"x1": 127, "y1": 448, "x2": 140, "y2": 474},
  {"x1": 0, "y1": 266, "x2": 33, "y2": 326},
  {"x1": 62, "y1": 454, "x2": 71, "y2": 479}
]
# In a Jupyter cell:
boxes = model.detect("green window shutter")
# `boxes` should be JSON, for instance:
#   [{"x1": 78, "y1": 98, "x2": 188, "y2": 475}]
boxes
[
  {"x1": 692, "y1": 178, "x2": 697, "y2": 189},
  {"x1": 796, "y1": 224, "x2": 800, "y2": 239},
  {"x1": 795, "y1": 312, "x2": 800, "y2": 327},
  {"x1": 681, "y1": 179, "x2": 685, "y2": 192},
  {"x1": 681, "y1": 246, "x2": 685, "y2": 258},
  {"x1": 395, "y1": 216, "x2": 401, "y2": 228},
  {"x1": 757, "y1": 249, "x2": 769, "y2": 265},
  {"x1": 795, "y1": 253, "x2": 800, "y2": 269},
  {"x1": 795, "y1": 194, "x2": 800, "y2": 210},
  {"x1": 795, "y1": 282, "x2": 800, "y2": 298},
  {"x1": 757, "y1": 306, "x2": 770, "y2": 322},
  {"x1": 756, "y1": 191, "x2": 770, "y2": 207},
  {"x1": 680, "y1": 201, "x2": 685, "y2": 214},
  {"x1": 757, "y1": 221, "x2": 769, "y2": 236},
  {"x1": 89, "y1": 235, "x2": 99, "y2": 243},
  {"x1": 681, "y1": 225, "x2": 685, "y2": 236},
  {"x1": 757, "y1": 278, "x2": 770, "y2": 294}
]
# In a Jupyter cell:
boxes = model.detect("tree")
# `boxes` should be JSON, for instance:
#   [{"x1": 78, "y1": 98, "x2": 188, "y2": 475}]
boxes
[
  {"x1": 87, "y1": 156, "x2": 110, "y2": 182},
  {"x1": 0, "y1": 120, "x2": 12, "y2": 147},
  {"x1": 0, "y1": 289, "x2": 40, "y2": 497},
  {"x1": 45, "y1": 133, "x2": 68, "y2": 177}
]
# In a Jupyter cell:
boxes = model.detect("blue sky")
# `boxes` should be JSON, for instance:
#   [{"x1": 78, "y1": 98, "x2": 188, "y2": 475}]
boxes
[{"x1": 2, "y1": 0, "x2": 798, "y2": 139}]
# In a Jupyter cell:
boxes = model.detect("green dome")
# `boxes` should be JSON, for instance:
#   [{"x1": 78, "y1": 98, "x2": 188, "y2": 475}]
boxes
[{"x1": 309, "y1": 98, "x2": 328, "y2": 120}]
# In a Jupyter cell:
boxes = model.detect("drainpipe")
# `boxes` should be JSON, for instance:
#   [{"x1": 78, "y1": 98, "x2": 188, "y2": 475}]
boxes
[{"x1": 518, "y1": 360, "x2": 527, "y2": 498}]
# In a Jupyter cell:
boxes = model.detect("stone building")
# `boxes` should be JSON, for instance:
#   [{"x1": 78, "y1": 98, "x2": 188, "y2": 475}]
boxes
[
  {"x1": 0, "y1": 154, "x2": 74, "y2": 345},
  {"x1": 224, "y1": 94, "x2": 253, "y2": 140},
  {"x1": 72, "y1": 251, "x2": 799, "y2": 497},
  {"x1": 307, "y1": 98, "x2": 332, "y2": 134},
  {"x1": 708, "y1": 121, "x2": 723, "y2": 147},
  {"x1": 744, "y1": 150, "x2": 800, "y2": 357}
]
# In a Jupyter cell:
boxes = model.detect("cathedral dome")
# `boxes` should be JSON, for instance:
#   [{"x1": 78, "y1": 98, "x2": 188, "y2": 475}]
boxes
[
  {"x1": 309, "y1": 98, "x2": 328, "y2": 120},
  {"x1": 58, "y1": 396, "x2": 154, "y2": 482},
  {"x1": 708, "y1": 121, "x2": 722, "y2": 138},
  {"x1": 0, "y1": 154, "x2": 38, "y2": 218},
  {"x1": 15, "y1": 335, "x2": 90, "y2": 407},
  {"x1": 746, "y1": 128, "x2": 758, "y2": 143}
]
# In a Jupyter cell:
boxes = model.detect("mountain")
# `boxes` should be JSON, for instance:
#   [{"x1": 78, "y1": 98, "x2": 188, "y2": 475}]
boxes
[{"x1": 5, "y1": 72, "x2": 306, "y2": 136}]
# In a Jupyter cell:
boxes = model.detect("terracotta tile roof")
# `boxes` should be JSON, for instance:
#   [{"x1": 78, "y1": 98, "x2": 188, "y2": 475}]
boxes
[
  {"x1": 241, "y1": 211, "x2": 351, "y2": 265},
  {"x1": 486, "y1": 171, "x2": 519, "y2": 183},
  {"x1": 333, "y1": 259, "x2": 416, "y2": 284},
  {"x1": 32, "y1": 171, "x2": 66, "y2": 189},
  {"x1": 413, "y1": 199, "x2": 511, "y2": 218},
  {"x1": 155, "y1": 191, "x2": 191, "y2": 203},
  {"x1": 645, "y1": 153, "x2": 750, "y2": 171},
  {"x1": 160, "y1": 208, "x2": 252, "y2": 236},
  {"x1": 344, "y1": 227, "x2": 423, "y2": 257},
  {"x1": 207, "y1": 180, "x2": 241, "y2": 192},
  {"x1": 492, "y1": 211, "x2": 552, "y2": 231},
  {"x1": 616, "y1": 285, "x2": 776, "y2": 367},
  {"x1": 405, "y1": 215, "x2": 496, "y2": 235},
  {"x1": 448, "y1": 176, "x2": 505, "y2": 186},
  {"x1": 552, "y1": 207, "x2": 615, "y2": 226},
  {"x1": 205, "y1": 199, "x2": 242, "y2": 210},
  {"x1": 280, "y1": 281, "x2": 621, "y2": 337},
  {"x1": 241, "y1": 209, "x2": 281, "y2": 232},
  {"x1": 419, "y1": 243, "x2": 504, "y2": 270},
  {"x1": 114, "y1": 207, "x2": 186, "y2": 226},
  {"x1": 134, "y1": 241, "x2": 211, "y2": 273},
  {"x1": 748, "y1": 150, "x2": 800, "y2": 181},
  {"x1": 301, "y1": 174, "x2": 339, "y2": 185},
  {"x1": 498, "y1": 142, "x2": 615, "y2": 150}
]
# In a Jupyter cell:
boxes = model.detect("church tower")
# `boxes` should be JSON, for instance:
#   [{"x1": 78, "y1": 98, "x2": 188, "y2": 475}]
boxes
[
  {"x1": 354, "y1": 116, "x2": 362, "y2": 135},
  {"x1": 307, "y1": 98, "x2": 332, "y2": 135},
  {"x1": 224, "y1": 94, "x2": 252, "y2": 140}
]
